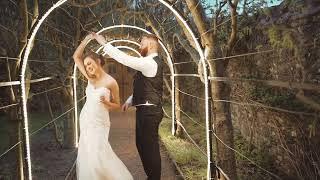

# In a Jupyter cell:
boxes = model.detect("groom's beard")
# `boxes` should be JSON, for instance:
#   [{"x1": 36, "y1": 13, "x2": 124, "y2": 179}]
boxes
[{"x1": 140, "y1": 47, "x2": 148, "y2": 57}]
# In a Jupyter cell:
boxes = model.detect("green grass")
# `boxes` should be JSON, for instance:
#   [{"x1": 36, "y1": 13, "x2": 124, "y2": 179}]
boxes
[
  {"x1": 233, "y1": 131, "x2": 275, "y2": 180},
  {"x1": 160, "y1": 104, "x2": 276, "y2": 180},
  {"x1": 160, "y1": 105, "x2": 207, "y2": 179},
  {"x1": 160, "y1": 117, "x2": 207, "y2": 179},
  {"x1": 0, "y1": 113, "x2": 52, "y2": 154},
  {"x1": 0, "y1": 115, "x2": 11, "y2": 154}
]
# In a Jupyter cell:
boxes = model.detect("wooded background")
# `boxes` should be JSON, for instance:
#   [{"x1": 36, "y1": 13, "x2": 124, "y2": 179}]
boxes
[{"x1": 0, "y1": 0, "x2": 319, "y2": 179}]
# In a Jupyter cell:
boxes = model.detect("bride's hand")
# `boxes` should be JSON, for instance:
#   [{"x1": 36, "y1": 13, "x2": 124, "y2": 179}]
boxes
[
  {"x1": 84, "y1": 32, "x2": 94, "y2": 41},
  {"x1": 100, "y1": 96, "x2": 111, "y2": 108}
]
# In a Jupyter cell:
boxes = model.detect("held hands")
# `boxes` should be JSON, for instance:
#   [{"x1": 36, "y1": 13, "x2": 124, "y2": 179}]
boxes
[
  {"x1": 91, "y1": 33, "x2": 107, "y2": 45},
  {"x1": 83, "y1": 32, "x2": 107, "y2": 45}
]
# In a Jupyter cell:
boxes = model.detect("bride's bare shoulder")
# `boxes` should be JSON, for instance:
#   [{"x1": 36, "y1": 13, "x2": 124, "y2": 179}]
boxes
[
  {"x1": 105, "y1": 74, "x2": 116, "y2": 82},
  {"x1": 104, "y1": 74, "x2": 118, "y2": 87}
]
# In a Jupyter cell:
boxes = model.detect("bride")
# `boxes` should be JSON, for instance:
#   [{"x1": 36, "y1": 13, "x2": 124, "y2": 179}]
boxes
[{"x1": 73, "y1": 33, "x2": 133, "y2": 180}]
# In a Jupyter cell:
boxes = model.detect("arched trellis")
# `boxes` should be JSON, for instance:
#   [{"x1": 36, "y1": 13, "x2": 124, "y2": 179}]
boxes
[
  {"x1": 20, "y1": 1, "x2": 213, "y2": 180},
  {"x1": 96, "y1": 39, "x2": 140, "y2": 56},
  {"x1": 107, "y1": 39, "x2": 141, "y2": 47},
  {"x1": 73, "y1": 31, "x2": 178, "y2": 148},
  {"x1": 88, "y1": 25, "x2": 176, "y2": 137},
  {"x1": 80, "y1": 30, "x2": 176, "y2": 139},
  {"x1": 113, "y1": 46, "x2": 141, "y2": 57},
  {"x1": 104, "y1": 46, "x2": 141, "y2": 56}
]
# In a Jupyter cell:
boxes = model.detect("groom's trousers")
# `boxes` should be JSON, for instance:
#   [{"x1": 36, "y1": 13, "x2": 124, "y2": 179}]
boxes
[{"x1": 136, "y1": 105, "x2": 163, "y2": 180}]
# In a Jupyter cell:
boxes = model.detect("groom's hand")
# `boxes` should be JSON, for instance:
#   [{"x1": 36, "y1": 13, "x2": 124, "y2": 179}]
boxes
[
  {"x1": 121, "y1": 103, "x2": 131, "y2": 112},
  {"x1": 122, "y1": 95, "x2": 133, "y2": 112}
]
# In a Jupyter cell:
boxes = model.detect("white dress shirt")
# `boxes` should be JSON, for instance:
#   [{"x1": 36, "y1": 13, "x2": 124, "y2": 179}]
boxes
[
  {"x1": 103, "y1": 43, "x2": 158, "y2": 77},
  {"x1": 103, "y1": 43, "x2": 159, "y2": 106}
]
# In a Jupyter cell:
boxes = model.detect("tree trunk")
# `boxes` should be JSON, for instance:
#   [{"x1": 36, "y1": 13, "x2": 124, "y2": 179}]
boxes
[
  {"x1": 62, "y1": 8, "x2": 82, "y2": 149},
  {"x1": 210, "y1": 1, "x2": 239, "y2": 179},
  {"x1": 210, "y1": 64, "x2": 237, "y2": 180},
  {"x1": 7, "y1": 0, "x2": 30, "y2": 178},
  {"x1": 62, "y1": 86, "x2": 76, "y2": 148},
  {"x1": 174, "y1": 75, "x2": 182, "y2": 137},
  {"x1": 206, "y1": 44, "x2": 237, "y2": 180},
  {"x1": 181, "y1": 0, "x2": 238, "y2": 179}
]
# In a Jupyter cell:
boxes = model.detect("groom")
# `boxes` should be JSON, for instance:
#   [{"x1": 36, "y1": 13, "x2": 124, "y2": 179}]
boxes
[{"x1": 93, "y1": 33, "x2": 163, "y2": 180}]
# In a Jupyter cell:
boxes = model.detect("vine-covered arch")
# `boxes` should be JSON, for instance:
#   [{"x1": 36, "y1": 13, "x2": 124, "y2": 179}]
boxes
[
  {"x1": 20, "y1": 1, "x2": 212, "y2": 180},
  {"x1": 96, "y1": 39, "x2": 141, "y2": 55},
  {"x1": 110, "y1": 46, "x2": 141, "y2": 56}
]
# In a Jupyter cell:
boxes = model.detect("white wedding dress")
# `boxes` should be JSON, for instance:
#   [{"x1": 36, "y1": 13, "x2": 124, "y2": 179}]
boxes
[{"x1": 76, "y1": 82, "x2": 133, "y2": 180}]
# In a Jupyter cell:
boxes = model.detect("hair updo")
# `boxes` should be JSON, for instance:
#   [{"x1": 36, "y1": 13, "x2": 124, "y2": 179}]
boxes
[{"x1": 84, "y1": 51, "x2": 105, "y2": 66}]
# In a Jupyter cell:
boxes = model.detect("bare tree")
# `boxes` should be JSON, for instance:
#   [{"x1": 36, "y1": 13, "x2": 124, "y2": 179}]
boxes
[{"x1": 175, "y1": 0, "x2": 239, "y2": 178}]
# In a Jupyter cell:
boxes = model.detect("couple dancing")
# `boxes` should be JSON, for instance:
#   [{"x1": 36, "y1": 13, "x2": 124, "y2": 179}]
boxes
[{"x1": 73, "y1": 32, "x2": 164, "y2": 180}]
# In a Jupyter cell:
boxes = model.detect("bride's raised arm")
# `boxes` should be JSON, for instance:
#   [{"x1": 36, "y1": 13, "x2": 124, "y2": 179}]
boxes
[{"x1": 72, "y1": 34, "x2": 93, "y2": 80}]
